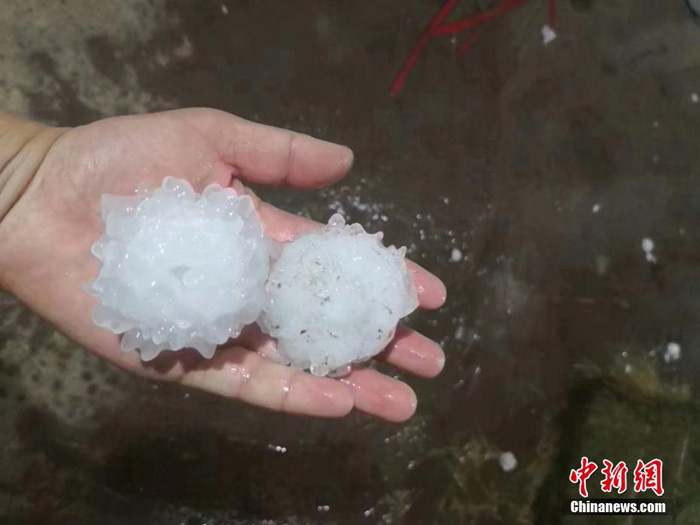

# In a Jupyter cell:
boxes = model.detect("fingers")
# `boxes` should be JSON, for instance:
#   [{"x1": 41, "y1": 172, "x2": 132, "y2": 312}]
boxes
[
  {"x1": 256, "y1": 200, "x2": 322, "y2": 242},
  {"x1": 252, "y1": 199, "x2": 447, "y2": 308},
  {"x1": 340, "y1": 369, "x2": 418, "y2": 422},
  {"x1": 407, "y1": 260, "x2": 447, "y2": 309},
  {"x1": 229, "y1": 323, "x2": 287, "y2": 363},
  {"x1": 377, "y1": 325, "x2": 445, "y2": 378},
  {"x1": 179, "y1": 346, "x2": 418, "y2": 421},
  {"x1": 180, "y1": 347, "x2": 354, "y2": 417},
  {"x1": 189, "y1": 323, "x2": 435, "y2": 421},
  {"x1": 233, "y1": 322, "x2": 444, "y2": 379},
  {"x1": 203, "y1": 110, "x2": 354, "y2": 189}
]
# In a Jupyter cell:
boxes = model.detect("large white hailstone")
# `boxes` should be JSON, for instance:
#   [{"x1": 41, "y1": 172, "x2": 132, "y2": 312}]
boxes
[
  {"x1": 259, "y1": 214, "x2": 419, "y2": 376},
  {"x1": 88, "y1": 177, "x2": 270, "y2": 361}
]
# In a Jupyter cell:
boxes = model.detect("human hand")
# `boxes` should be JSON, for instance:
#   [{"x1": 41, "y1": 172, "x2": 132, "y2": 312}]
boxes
[{"x1": 0, "y1": 108, "x2": 446, "y2": 422}]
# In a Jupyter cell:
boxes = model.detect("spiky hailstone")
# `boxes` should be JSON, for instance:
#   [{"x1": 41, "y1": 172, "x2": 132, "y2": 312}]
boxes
[
  {"x1": 259, "y1": 214, "x2": 419, "y2": 377},
  {"x1": 88, "y1": 177, "x2": 270, "y2": 361}
]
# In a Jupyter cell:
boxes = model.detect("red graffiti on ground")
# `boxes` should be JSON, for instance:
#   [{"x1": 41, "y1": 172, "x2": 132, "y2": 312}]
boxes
[{"x1": 391, "y1": 0, "x2": 557, "y2": 97}]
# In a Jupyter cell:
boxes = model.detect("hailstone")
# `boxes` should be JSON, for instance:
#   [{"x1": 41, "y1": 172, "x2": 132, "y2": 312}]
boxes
[
  {"x1": 259, "y1": 214, "x2": 419, "y2": 376},
  {"x1": 88, "y1": 177, "x2": 270, "y2": 361}
]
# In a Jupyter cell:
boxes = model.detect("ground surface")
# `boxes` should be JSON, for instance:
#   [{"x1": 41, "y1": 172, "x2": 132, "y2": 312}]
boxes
[{"x1": 1, "y1": 1, "x2": 700, "y2": 524}]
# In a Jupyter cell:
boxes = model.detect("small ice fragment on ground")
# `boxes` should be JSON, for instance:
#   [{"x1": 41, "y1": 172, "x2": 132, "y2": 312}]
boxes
[
  {"x1": 173, "y1": 37, "x2": 193, "y2": 59},
  {"x1": 221, "y1": 3, "x2": 228, "y2": 15},
  {"x1": 259, "y1": 214, "x2": 418, "y2": 376},
  {"x1": 450, "y1": 248, "x2": 463, "y2": 262},
  {"x1": 664, "y1": 342, "x2": 681, "y2": 363},
  {"x1": 542, "y1": 24, "x2": 557, "y2": 45},
  {"x1": 641, "y1": 237, "x2": 657, "y2": 263},
  {"x1": 595, "y1": 254, "x2": 610, "y2": 275},
  {"x1": 88, "y1": 177, "x2": 270, "y2": 361},
  {"x1": 592, "y1": 203, "x2": 601, "y2": 213},
  {"x1": 692, "y1": 92, "x2": 699, "y2": 104},
  {"x1": 499, "y1": 451, "x2": 518, "y2": 472}
]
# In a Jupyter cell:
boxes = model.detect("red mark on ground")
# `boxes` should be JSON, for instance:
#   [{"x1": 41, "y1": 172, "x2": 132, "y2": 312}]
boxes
[
  {"x1": 391, "y1": 0, "x2": 553, "y2": 97},
  {"x1": 457, "y1": 31, "x2": 481, "y2": 57},
  {"x1": 431, "y1": 0, "x2": 526, "y2": 37},
  {"x1": 548, "y1": 0, "x2": 557, "y2": 29}
]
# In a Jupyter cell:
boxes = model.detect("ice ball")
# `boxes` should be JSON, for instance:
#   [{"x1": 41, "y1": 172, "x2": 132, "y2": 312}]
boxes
[
  {"x1": 259, "y1": 214, "x2": 419, "y2": 376},
  {"x1": 88, "y1": 177, "x2": 270, "y2": 361}
]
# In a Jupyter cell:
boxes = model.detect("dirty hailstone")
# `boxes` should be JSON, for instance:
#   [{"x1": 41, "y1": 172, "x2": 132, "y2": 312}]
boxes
[
  {"x1": 88, "y1": 177, "x2": 270, "y2": 361},
  {"x1": 259, "y1": 214, "x2": 419, "y2": 377}
]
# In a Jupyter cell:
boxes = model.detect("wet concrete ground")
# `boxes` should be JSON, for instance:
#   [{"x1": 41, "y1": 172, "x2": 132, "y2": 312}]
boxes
[{"x1": 2, "y1": 0, "x2": 700, "y2": 523}]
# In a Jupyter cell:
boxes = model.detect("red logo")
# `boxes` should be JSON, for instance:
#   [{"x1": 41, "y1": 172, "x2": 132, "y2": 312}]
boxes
[
  {"x1": 600, "y1": 460, "x2": 628, "y2": 494},
  {"x1": 633, "y1": 459, "x2": 664, "y2": 496},
  {"x1": 569, "y1": 458, "x2": 663, "y2": 497},
  {"x1": 569, "y1": 457, "x2": 598, "y2": 498}
]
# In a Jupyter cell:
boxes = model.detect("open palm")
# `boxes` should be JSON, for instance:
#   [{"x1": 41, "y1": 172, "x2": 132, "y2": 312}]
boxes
[{"x1": 1, "y1": 109, "x2": 446, "y2": 422}]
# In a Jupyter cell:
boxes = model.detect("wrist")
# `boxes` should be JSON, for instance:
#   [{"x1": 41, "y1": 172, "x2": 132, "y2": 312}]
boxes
[
  {"x1": 0, "y1": 112, "x2": 61, "y2": 222},
  {"x1": 0, "y1": 112, "x2": 66, "y2": 292}
]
